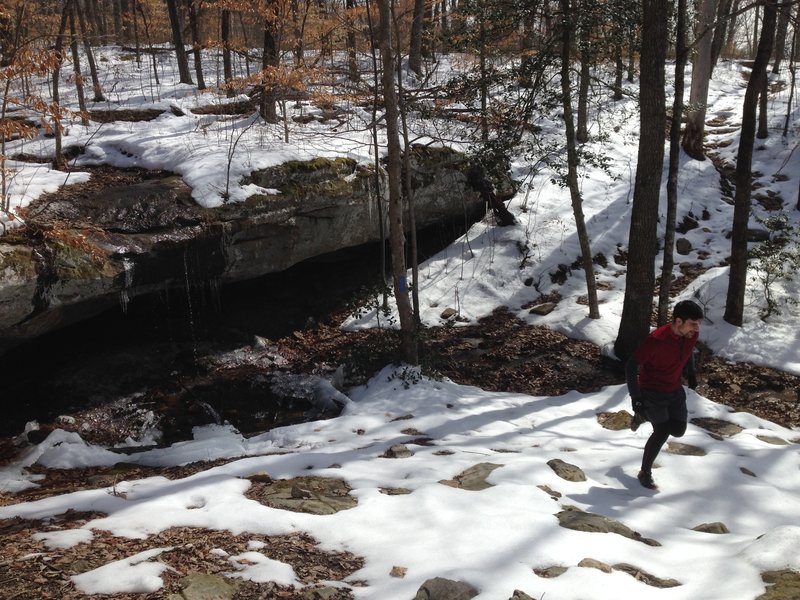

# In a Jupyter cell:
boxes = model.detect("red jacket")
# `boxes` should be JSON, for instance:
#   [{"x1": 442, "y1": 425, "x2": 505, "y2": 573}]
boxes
[{"x1": 627, "y1": 323, "x2": 698, "y2": 395}]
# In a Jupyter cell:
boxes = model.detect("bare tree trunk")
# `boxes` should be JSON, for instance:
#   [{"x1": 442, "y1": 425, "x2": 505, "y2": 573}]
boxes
[
  {"x1": 377, "y1": 0, "x2": 417, "y2": 365},
  {"x1": 771, "y1": 0, "x2": 791, "y2": 73},
  {"x1": 659, "y1": 0, "x2": 688, "y2": 325},
  {"x1": 725, "y1": 0, "x2": 741, "y2": 55},
  {"x1": 614, "y1": 0, "x2": 668, "y2": 361},
  {"x1": 52, "y1": 1, "x2": 71, "y2": 171},
  {"x1": 291, "y1": 0, "x2": 304, "y2": 66},
  {"x1": 576, "y1": 19, "x2": 591, "y2": 143},
  {"x1": 165, "y1": 0, "x2": 193, "y2": 84},
  {"x1": 710, "y1": 0, "x2": 733, "y2": 71},
  {"x1": 681, "y1": 0, "x2": 715, "y2": 160},
  {"x1": 260, "y1": 16, "x2": 279, "y2": 123},
  {"x1": 725, "y1": 0, "x2": 777, "y2": 326},
  {"x1": 346, "y1": 0, "x2": 359, "y2": 81},
  {"x1": 560, "y1": 0, "x2": 600, "y2": 319},
  {"x1": 69, "y1": 3, "x2": 88, "y2": 124},
  {"x1": 757, "y1": 74, "x2": 769, "y2": 137},
  {"x1": 75, "y1": 0, "x2": 105, "y2": 101},
  {"x1": 409, "y1": 0, "x2": 425, "y2": 76},
  {"x1": 137, "y1": 1, "x2": 160, "y2": 86},
  {"x1": 221, "y1": 8, "x2": 233, "y2": 95},
  {"x1": 186, "y1": 0, "x2": 205, "y2": 89}
]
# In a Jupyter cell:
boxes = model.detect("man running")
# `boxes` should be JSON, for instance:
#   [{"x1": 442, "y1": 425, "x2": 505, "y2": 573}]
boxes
[{"x1": 625, "y1": 299, "x2": 703, "y2": 489}]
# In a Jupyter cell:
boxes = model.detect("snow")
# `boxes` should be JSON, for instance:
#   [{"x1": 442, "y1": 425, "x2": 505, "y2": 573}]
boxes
[{"x1": 1, "y1": 48, "x2": 799, "y2": 598}]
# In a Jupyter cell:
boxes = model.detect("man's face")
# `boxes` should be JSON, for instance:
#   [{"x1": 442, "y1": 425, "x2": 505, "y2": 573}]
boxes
[{"x1": 673, "y1": 318, "x2": 701, "y2": 338}]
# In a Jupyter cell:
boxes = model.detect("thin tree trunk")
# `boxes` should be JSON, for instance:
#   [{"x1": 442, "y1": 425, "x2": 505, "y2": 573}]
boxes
[
  {"x1": 710, "y1": 0, "x2": 733, "y2": 71},
  {"x1": 377, "y1": 0, "x2": 417, "y2": 364},
  {"x1": 68, "y1": 3, "x2": 88, "y2": 124},
  {"x1": 52, "y1": 0, "x2": 71, "y2": 170},
  {"x1": 771, "y1": 0, "x2": 791, "y2": 73},
  {"x1": 560, "y1": 0, "x2": 599, "y2": 319},
  {"x1": 346, "y1": 0, "x2": 358, "y2": 81},
  {"x1": 260, "y1": 17, "x2": 278, "y2": 123},
  {"x1": 365, "y1": 0, "x2": 389, "y2": 310},
  {"x1": 221, "y1": 8, "x2": 233, "y2": 95},
  {"x1": 165, "y1": 0, "x2": 193, "y2": 84},
  {"x1": 682, "y1": 0, "x2": 715, "y2": 160},
  {"x1": 724, "y1": 0, "x2": 777, "y2": 326},
  {"x1": 757, "y1": 74, "x2": 769, "y2": 137},
  {"x1": 134, "y1": 1, "x2": 159, "y2": 87},
  {"x1": 409, "y1": 0, "x2": 425, "y2": 76},
  {"x1": 659, "y1": 0, "x2": 688, "y2": 325},
  {"x1": 75, "y1": 0, "x2": 105, "y2": 101},
  {"x1": 614, "y1": 0, "x2": 668, "y2": 361},
  {"x1": 186, "y1": 0, "x2": 205, "y2": 89},
  {"x1": 576, "y1": 25, "x2": 591, "y2": 143}
]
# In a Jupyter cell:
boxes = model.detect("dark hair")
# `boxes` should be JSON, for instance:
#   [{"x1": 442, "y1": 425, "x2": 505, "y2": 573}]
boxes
[{"x1": 673, "y1": 299, "x2": 703, "y2": 321}]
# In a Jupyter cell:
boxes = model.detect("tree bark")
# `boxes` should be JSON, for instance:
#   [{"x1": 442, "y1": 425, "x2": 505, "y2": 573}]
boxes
[
  {"x1": 681, "y1": 0, "x2": 715, "y2": 160},
  {"x1": 376, "y1": 0, "x2": 417, "y2": 364},
  {"x1": 614, "y1": 0, "x2": 668, "y2": 361},
  {"x1": 409, "y1": 0, "x2": 425, "y2": 76},
  {"x1": 52, "y1": 0, "x2": 71, "y2": 171},
  {"x1": 771, "y1": 0, "x2": 791, "y2": 73},
  {"x1": 560, "y1": 0, "x2": 600, "y2": 319},
  {"x1": 75, "y1": 0, "x2": 105, "y2": 101},
  {"x1": 260, "y1": 12, "x2": 279, "y2": 124},
  {"x1": 221, "y1": 8, "x2": 233, "y2": 95},
  {"x1": 724, "y1": 0, "x2": 777, "y2": 326},
  {"x1": 68, "y1": 3, "x2": 88, "y2": 124},
  {"x1": 659, "y1": 0, "x2": 688, "y2": 325},
  {"x1": 710, "y1": 0, "x2": 733, "y2": 72},
  {"x1": 165, "y1": 0, "x2": 193, "y2": 84},
  {"x1": 186, "y1": 0, "x2": 206, "y2": 89}
]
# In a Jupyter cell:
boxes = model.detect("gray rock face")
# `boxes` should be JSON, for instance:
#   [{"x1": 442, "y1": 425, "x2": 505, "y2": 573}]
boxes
[{"x1": 0, "y1": 149, "x2": 490, "y2": 353}]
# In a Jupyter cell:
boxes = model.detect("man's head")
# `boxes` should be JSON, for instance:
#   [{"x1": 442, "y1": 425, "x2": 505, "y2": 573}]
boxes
[{"x1": 671, "y1": 299, "x2": 703, "y2": 338}]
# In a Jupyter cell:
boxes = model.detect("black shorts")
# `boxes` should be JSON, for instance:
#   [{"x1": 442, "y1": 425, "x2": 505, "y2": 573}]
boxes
[{"x1": 640, "y1": 388, "x2": 687, "y2": 425}]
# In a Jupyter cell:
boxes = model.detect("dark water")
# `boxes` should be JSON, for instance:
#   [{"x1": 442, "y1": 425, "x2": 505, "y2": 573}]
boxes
[{"x1": 0, "y1": 220, "x2": 471, "y2": 437}]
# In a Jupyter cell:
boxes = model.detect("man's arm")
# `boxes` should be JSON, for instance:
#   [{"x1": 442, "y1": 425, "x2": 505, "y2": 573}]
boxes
[
  {"x1": 625, "y1": 355, "x2": 644, "y2": 411},
  {"x1": 684, "y1": 352, "x2": 697, "y2": 389}
]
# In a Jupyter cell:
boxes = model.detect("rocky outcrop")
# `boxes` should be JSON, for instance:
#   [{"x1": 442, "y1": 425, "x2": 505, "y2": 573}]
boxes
[{"x1": 0, "y1": 148, "x2": 491, "y2": 353}]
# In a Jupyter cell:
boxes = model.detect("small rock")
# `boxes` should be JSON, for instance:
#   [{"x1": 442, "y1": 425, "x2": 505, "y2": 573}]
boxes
[
  {"x1": 596, "y1": 410, "x2": 632, "y2": 431},
  {"x1": 537, "y1": 484, "x2": 562, "y2": 499},
  {"x1": 666, "y1": 441, "x2": 707, "y2": 456},
  {"x1": 740, "y1": 467, "x2": 757, "y2": 477},
  {"x1": 556, "y1": 506, "x2": 660, "y2": 546},
  {"x1": 390, "y1": 566, "x2": 408, "y2": 578},
  {"x1": 440, "y1": 307, "x2": 458, "y2": 320},
  {"x1": 675, "y1": 237, "x2": 693, "y2": 255},
  {"x1": 439, "y1": 463, "x2": 503, "y2": 491},
  {"x1": 692, "y1": 522, "x2": 730, "y2": 534},
  {"x1": 413, "y1": 577, "x2": 479, "y2": 600},
  {"x1": 383, "y1": 444, "x2": 414, "y2": 458},
  {"x1": 529, "y1": 302, "x2": 556, "y2": 316},
  {"x1": 755, "y1": 435, "x2": 788, "y2": 445},
  {"x1": 547, "y1": 458, "x2": 586, "y2": 482},
  {"x1": 578, "y1": 558, "x2": 612, "y2": 572},
  {"x1": 690, "y1": 417, "x2": 744, "y2": 438},
  {"x1": 533, "y1": 566, "x2": 568, "y2": 578},
  {"x1": 612, "y1": 563, "x2": 682, "y2": 588}
]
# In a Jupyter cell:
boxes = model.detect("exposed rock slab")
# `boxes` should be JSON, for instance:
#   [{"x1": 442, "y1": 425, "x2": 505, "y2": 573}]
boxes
[
  {"x1": 439, "y1": 463, "x2": 503, "y2": 490},
  {"x1": 0, "y1": 149, "x2": 490, "y2": 353},
  {"x1": 547, "y1": 458, "x2": 586, "y2": 482},
  {"x1": 555, "y1": 506, "x2": 660, "y2": 546},
  {"x1": 244, "y1": 475, "x2": 356, "y2": 515}
]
